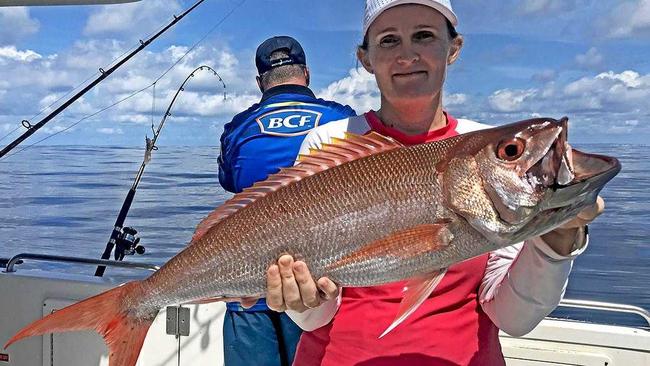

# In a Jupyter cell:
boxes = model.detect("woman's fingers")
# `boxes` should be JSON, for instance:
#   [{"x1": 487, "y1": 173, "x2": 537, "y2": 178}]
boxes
[
  {"x1": 266, "y1": 255, "x2": 339, "y2": 313},
  {"x1": 266, "y1": 264, "x2": 286, "y2": 312},
  {"x1": 317, "y1": 277, "x2": 339, "y2": 301},
  {"x1": 278, "y1": 255, "x2": 306, "y2": 311},
  {"x1": 578, "y1": 196, "x2": 605, "y2": 221},
  {"x1": 561, "y1": 196, "x2": 605, "y2": 229},
  {"x1": 293, "y1": 261, "x2": 320, "y2": 309}
]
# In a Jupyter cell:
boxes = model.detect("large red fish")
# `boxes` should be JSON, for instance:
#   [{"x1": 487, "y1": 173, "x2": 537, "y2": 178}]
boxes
[{"x1": 4, "y1": 117, "x2": 620, "y2": 366}]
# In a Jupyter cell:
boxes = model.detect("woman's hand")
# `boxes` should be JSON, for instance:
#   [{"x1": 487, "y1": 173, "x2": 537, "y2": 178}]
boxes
[
  {"x1": 541, "y1": 196, "x2": 605, "y2": 256},
  {"x1": 265, "y1": 255, "x2": 339, "y2": 313}
]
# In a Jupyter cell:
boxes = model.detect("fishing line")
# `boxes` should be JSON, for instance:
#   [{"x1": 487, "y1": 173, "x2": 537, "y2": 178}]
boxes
[
  {"x1": 11, "y1": 1, "x2": 195, "y2": 131},
  {"x1": 2, "y1": 84, "x2": 155, "y2": 160},
  {"x1": 151, "y1": 83, "x2": 157, "y2": 127},
  {"x1": 2, "y1": 13, "x2": 167, "y2": 143},
  {"x1": 0, "y1": 125, "x2": 22, "y2": 144},
  {"x1": 0, "y1": 0, "x2": 208, "y2": 159},
  {"x1": 1, "y1": 0, "x2": 245, "y2": 160},
  {"x1": 94, "y1": 65, "x2": 226, "y2": 276},
  {"x1": 154, "y1": 0, "x2": 247, "y2": 84}
]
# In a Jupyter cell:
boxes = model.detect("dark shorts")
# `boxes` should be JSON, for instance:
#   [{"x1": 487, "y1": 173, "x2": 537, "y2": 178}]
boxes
[{"x1": 223, "y1": 310, "x2": 303, "y2": 366}]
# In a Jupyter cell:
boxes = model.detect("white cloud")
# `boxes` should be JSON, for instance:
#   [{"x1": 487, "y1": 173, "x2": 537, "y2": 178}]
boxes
[
  {"x1": 603, "y1": 0, "x2": 650, "y2": 38},
  {"x1": 0, "y1": 46, "x2": 42, "y2": 63},
  {"x1": 485, "y1": 70, "x2": 650, "y2": 116},
  {"x1": 575, "y1": 47, "x2": 603, "y2": 69},
  {"x1": 318, "y1": 68, "x2": 379, "y2": 113},
  {"x1": 444, "y1": 93, "x2": 469, "y2": 106},
  {"x1": 488, "y1": 89, "x2": 538, "y2": 112},
  {"x1": 84, "y1": 0, "x2": 182, "y2": 36},
  {"x1": 41, "y1": 124, "x2": 72, "y2": 135},
  {"x1": 517, "y1": 0, "x2": 578, "y2": 15},
  {"x1": 0, "y1": 34, "x2": 267, "y2": 143},
  {"x1": 532, "y1": 69, "x2": 558, "y2": 83},
  {"x1": 458, "y1": 69, "x2": 649, "y2": 141},
  {"x1": 0, "y1": 8, "x2": 39, "y2": 45},
  {"x1": 97, "y1": 127, "x2": 123, "y2": 135},
  {"x1": 562, "y1": 70, "x2": 650, "y2": 111}
]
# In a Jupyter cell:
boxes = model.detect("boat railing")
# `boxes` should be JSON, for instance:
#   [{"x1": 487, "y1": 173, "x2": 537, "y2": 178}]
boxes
[
  {"x1": 557, "y1": 298, "x2": 650, "y2": 327},
  {"x1": 1, "y1": 253, "x2": 160, "y2": 273}
]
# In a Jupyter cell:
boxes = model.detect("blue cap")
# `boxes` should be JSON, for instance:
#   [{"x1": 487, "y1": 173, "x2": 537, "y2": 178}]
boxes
[{"x1": 255, "y1": 36, "x2": 306, "y2": 75}]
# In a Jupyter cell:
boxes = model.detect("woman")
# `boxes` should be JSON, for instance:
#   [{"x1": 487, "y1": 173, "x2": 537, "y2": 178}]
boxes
[{"x1": 252, "y1": 1, "x2": 604, "y2": 365}]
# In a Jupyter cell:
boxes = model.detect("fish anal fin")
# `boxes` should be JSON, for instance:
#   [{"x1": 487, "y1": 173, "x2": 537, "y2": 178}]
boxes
[
  {"x1": 379, "y1": 269, "x2": 448, "y2": 338},
  {"x1": 192, "y1": 132, "x2": 403, "y2": 243},
  {"x1": 327, "y1": 222, "x2": 453, "y2": 271}
]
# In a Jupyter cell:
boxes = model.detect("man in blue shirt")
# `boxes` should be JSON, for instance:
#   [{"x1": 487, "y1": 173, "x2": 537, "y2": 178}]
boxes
[{"x1": 218, "y1": 36, "x2": 355, "y2": 366}]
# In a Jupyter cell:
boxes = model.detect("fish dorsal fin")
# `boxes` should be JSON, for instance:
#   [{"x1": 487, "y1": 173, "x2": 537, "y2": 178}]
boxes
[{"x1": 191, "y1": 132, "x2": 403, "y2": 242}]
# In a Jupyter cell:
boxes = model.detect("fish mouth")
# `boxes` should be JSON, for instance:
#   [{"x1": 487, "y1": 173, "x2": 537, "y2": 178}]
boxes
[
  {"x1": 541, "y1": 148, "x2": 621, "y2": 210},
  {"x1": 525, "y1": 117, "x2": 573, "y2": 190},
  {"x1": 530, "y1": 118, "x2": 621, "y2": 210}
]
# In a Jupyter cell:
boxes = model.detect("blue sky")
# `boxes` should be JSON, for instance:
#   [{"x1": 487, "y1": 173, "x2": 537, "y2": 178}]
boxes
[{"x1": 0, "y1": 0, "x2": 649, "y2": 150}]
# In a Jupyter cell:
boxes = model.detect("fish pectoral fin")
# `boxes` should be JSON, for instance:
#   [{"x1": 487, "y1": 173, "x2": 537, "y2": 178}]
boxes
[
  {"x1": 379, "y1": 269, "x2": 448, "y2": 338},
  {"x1": 327, "y1": 222, "x2": 453, "y2": 272}
]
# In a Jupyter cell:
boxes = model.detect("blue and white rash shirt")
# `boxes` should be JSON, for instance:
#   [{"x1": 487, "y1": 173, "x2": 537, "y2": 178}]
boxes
[{"x1": 219, "y1": 84, "x2": 355, "y2": 194}]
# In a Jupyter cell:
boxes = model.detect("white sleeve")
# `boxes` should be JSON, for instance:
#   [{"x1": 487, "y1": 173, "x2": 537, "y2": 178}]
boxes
[
  {"x1": 295, "y1": 117, "x2": 358, "y2": 160},
  {"x1": 286, "y1": 292, "x2": 342, "y2": 331},
  {"x1": 479, "y1": 235, "x2": 588, "y2": 336}
]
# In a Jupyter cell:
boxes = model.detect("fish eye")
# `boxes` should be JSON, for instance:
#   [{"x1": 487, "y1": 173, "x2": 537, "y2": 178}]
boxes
[{"x1": 496, "y1": 138, "x2": 526, "y2": 161}]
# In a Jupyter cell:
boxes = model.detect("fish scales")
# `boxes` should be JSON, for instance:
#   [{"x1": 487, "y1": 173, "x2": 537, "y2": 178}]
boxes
[{"x1": 138, "y1": 141, "x2": 456, "y2": 311}]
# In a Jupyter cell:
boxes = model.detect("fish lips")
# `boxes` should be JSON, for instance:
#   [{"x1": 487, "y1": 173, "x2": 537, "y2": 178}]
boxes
[{"x1": 540, "y1": 149, "x2": 621, "y2": 210}]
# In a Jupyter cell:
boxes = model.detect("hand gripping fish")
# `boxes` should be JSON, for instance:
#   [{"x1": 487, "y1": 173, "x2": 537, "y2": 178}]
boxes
[{"x1": 4, "y1": 117, "x2": 620, "y2": 366}]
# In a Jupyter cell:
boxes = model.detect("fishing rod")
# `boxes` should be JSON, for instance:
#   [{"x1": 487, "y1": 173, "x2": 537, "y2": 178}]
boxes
[
  {"x1": 0, "y1": 0, "x2": 206, "y2": 159},
  {"x1": 95, "y1": 65, "x2": 226, "y2": 277}
]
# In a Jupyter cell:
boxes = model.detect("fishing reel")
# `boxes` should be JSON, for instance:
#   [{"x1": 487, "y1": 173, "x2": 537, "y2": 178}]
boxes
[{"x1": 113, "y1": 226, "x2": 145, "y2": 261}]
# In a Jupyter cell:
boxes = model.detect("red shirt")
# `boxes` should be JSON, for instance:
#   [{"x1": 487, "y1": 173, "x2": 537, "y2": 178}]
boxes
[{"x1": 292, "y1": 112, "x2": 505, "y2": 366}]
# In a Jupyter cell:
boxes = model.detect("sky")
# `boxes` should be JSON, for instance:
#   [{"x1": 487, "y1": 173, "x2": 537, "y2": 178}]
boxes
[{"x1": 0, "y1": 0, "x2": 649, "y2": 151}]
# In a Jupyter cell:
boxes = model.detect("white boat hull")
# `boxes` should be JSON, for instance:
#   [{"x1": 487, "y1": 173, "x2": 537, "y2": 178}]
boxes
[{"x1": 1, "y1": 270, "x2": 648, "y2": 365}]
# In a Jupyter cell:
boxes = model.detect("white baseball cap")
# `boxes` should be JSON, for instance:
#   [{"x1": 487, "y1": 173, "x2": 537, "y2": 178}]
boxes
[{"x1": 363, "y1": 0, "x2": 458, "y2": 36}]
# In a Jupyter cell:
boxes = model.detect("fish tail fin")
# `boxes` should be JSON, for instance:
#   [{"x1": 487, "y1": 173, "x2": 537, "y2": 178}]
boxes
[{"x1": 4, "y1": 281, "x2": 156, "y2": 366}]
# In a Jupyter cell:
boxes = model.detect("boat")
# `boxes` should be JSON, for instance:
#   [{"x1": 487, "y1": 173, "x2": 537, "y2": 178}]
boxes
[
  {"x1": 1, "y1": 1, "x2": 648, "y2": 365},
  {"x1": 0, "y1": 255, "x2": 648, "y2": 365}
]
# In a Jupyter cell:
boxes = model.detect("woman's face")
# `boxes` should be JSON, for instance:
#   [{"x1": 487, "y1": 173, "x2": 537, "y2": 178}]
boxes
[{"x1": 359, "y1": 4, "x2": 462, "y2": 105}]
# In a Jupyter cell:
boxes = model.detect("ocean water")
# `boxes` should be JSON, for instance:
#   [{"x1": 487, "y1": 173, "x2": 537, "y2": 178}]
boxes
[{"x1": 0, "y1": 144, "x2": 648, "y2": 328}]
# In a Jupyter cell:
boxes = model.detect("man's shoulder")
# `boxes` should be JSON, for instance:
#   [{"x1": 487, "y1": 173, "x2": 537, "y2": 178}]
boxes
[
  {"x1": 271, "y1": 94, "x2": 356, "y2": 117},
  {"x1": 229, "y1": 102, "x2": 262, "y2": 124},
  {"x1": 313, "y1": 97, "x2": 355, "y2": 113}
]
